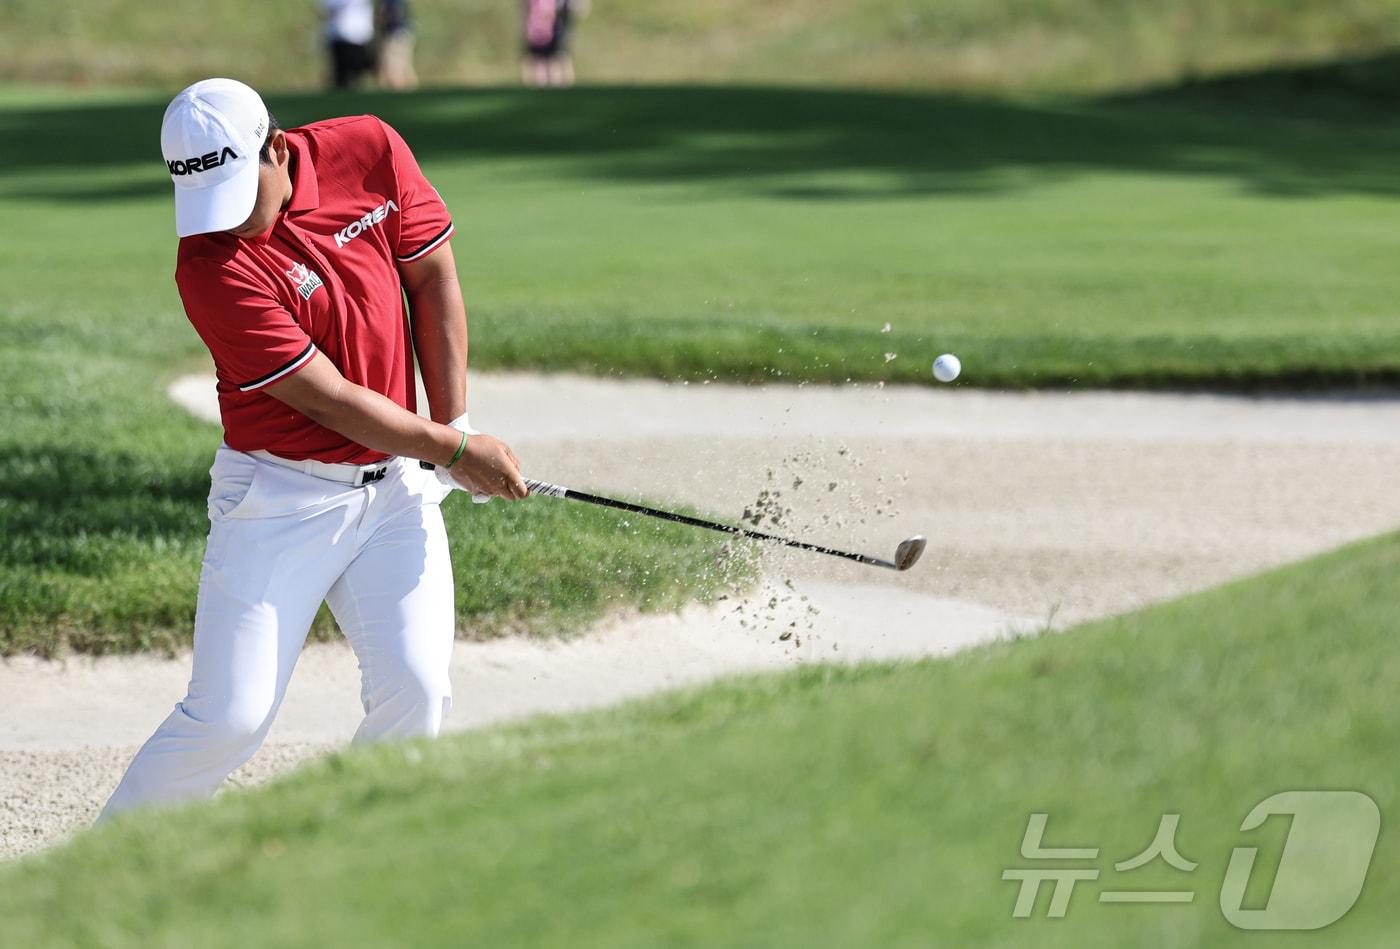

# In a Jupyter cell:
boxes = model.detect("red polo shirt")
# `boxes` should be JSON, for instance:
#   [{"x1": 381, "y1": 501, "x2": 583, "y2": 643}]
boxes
[{"x1": 175, "y1": 115, "x2": 454, "y2": 463}]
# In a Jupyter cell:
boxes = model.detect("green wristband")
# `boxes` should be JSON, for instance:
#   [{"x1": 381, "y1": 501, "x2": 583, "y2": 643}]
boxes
[{"x1": 446, "y1": 430, "x2": 469, "y2": 469}]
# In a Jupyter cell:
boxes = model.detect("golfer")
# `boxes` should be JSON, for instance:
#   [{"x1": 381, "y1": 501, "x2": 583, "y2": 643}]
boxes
[{"x1": 101, "y1": 78, "x2": 526, "y2": 817}]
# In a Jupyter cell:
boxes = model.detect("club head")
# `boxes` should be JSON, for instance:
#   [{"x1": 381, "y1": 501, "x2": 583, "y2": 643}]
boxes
[{"x1": 893, "y1": 535, "x2": 927, "y2": 571}]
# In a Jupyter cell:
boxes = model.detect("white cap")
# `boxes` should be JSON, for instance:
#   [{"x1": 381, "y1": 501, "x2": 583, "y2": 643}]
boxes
[{"x1": 160, "y1": 78, "x2": 270, "y2": 237}]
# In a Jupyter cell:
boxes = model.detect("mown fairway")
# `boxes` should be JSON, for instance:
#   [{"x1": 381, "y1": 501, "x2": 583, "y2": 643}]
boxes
[
  {"x1": 3, "y1": 532, "x2": 1396, "y2": 945},
  {"x1": 5, "y1": 70, "x2": 1400, "y2": 651}
]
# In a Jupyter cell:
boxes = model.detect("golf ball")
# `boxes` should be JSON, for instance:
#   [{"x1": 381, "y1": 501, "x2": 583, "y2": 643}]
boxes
[{"x1": 932, "y1": 353, "x2": 961, "y2": 383}]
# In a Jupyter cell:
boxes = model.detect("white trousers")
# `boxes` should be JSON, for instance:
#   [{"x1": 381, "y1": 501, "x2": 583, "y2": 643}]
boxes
[{"x1": 101, "y1": 447, "x2": 456, "y2": 818}]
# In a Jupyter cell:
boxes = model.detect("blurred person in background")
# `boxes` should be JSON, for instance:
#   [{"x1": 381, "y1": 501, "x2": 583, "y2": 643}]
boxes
[
  {"x1": 377, "y1": 0, "x2": 418, "y2": 91},
  {"x1": 320, "y1": 0, "x2": 376, "y2": 89},
  {"x1": 521, "y1": 0, "x2": 588, "y2": 87}
]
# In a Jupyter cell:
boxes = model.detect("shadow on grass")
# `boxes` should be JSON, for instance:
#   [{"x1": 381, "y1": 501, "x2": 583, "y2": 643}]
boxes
[
  {"x1": 0, "y1": 443, "x2": 208, "y2": 573},
  {"x1": 6, "y1": 49, "x2": 1400, "y2": 201},
  {"x1": 1115, "y1": 47, "x2": 1400, "y2": 115}
]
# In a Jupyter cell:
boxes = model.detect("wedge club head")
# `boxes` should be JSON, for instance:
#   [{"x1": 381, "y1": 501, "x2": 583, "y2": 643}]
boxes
[{"x1": 893, "y1": 535, "x2": 927, "y2": 571}]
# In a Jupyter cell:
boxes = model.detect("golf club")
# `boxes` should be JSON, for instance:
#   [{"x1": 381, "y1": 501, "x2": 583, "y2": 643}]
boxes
[{"x1": 523, "y1": 478, "x2": 927, "y2": 572}]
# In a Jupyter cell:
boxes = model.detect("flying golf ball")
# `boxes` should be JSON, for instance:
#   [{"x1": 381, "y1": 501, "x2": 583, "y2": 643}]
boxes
[{"x1": 932, "y1": 353, "x2": 961, "y2": 383}]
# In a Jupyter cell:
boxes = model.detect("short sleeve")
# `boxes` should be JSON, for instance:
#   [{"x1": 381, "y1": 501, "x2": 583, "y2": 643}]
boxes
[
  {"x1": 177, "y1": 260, "x2": 317, "y2": 392},
  {"x1": 380, "y1": 119, "x2": 455, "y2": 262}
]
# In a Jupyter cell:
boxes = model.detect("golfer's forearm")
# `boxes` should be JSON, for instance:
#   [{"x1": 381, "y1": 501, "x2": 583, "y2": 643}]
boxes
[
  {"x1": 266, "y1": 352, "x2": 463, "y2": 466},
  {"x1": 298, "y1": 380, "x2": 463, "y2": 465},
  {"x1": 404, "y1": 252, "x2": 468, "y2": 424}
]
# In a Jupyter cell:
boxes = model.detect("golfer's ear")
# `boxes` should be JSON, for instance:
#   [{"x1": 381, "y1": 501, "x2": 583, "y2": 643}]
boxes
[{"x1": 272, "y1": 130, "x2": 290, "y2": 167}]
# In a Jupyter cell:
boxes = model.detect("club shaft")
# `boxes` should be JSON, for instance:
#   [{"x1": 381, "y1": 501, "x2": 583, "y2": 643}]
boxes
[{"x1": 524, "y1": 478, "x2": 898, "y2": 569}]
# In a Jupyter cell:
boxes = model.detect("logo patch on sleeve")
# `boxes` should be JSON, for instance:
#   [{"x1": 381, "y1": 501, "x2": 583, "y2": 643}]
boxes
[
  {"x1": 335, "y1": 199, "x2": 400, "y2": 248},
  {"x1": 285, "y1": 262, "x2": 325, "y2": 300}
]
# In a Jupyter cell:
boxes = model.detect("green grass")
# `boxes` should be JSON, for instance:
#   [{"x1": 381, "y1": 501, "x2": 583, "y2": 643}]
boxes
[
  {"x1": 9, "y1": 0, "x2": 1400, "y2": 93},
  {"x1": 4, "y1": 530, "x2": 1397, "y2": 945}
]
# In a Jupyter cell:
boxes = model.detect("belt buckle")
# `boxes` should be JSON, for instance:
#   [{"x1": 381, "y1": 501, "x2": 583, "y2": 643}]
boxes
[{"x1": 358, "y1": 466, "x2": 388, "y2": 487}]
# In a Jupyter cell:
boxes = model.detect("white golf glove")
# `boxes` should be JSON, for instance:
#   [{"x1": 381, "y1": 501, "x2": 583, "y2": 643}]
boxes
[{"x1": 435, "y1": 412, "x2": 493, "y2": 504}]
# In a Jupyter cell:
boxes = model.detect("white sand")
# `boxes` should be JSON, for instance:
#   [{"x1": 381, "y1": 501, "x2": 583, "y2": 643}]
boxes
[{"x1": 6, "y1": 372, "x2": 1400, "y2": 860}]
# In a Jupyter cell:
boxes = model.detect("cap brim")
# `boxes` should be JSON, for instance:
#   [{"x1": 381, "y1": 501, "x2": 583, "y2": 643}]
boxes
[{"x1": 173, "y1": 158, "x2": 261, "y2": 238}]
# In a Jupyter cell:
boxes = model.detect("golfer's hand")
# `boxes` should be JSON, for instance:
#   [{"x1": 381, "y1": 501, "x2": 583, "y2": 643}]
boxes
[{"x1": 446, "y1": 434, "x2": 528, "y2": 500}]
